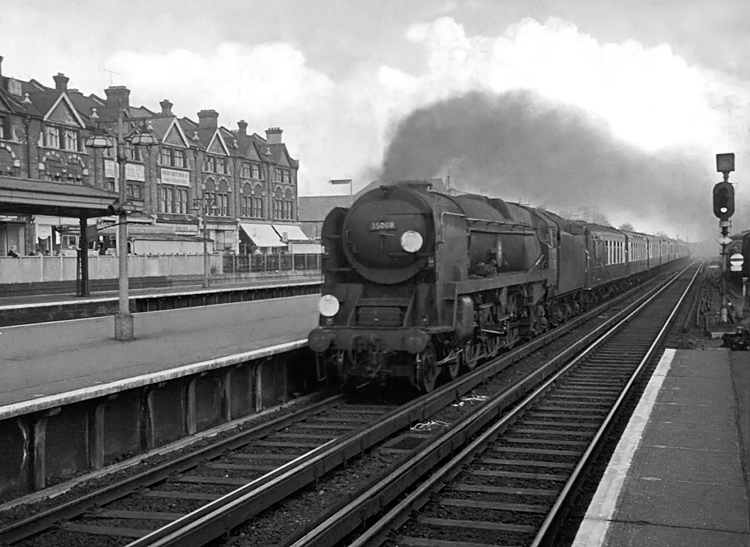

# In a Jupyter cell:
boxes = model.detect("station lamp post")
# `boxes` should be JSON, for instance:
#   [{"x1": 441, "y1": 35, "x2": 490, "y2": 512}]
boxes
[
  {"x1": 192, "y1": 194, "x2": 215, "y2": 288},
  {"x1": 86, "y1": 110, "x2": 159, "y2": 340}
]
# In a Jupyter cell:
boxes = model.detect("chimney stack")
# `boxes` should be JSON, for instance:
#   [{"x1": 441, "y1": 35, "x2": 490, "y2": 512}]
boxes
[
  {"x1": 104, "y1": 86, "x2": 131, "y2": 111},
  {"x1": 265, "y1": 127, "x2": 283, "y2": 145},
  {"x1": 53, "y1": 73, "x2": 69, "y2": 92},
  {"x1": 160, "y1": 99, "x2": 173, "y2": 116},
  {"x1": 197, "y1": 109, "x2": 219, "y2": 130},
  {"x1": 237, "y1": 120, "x2": 248, "y2": 136}
]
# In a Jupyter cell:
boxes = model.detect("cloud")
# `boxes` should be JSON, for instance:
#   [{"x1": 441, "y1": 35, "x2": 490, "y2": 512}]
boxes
[{"x1": 95, "y1": 15, "x2": 749, "y2": 239}]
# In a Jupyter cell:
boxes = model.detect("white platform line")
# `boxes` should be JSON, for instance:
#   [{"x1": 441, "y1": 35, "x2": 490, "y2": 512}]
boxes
[{"x1": 571, "y1": 348, "x2": 676, "y2": 547}]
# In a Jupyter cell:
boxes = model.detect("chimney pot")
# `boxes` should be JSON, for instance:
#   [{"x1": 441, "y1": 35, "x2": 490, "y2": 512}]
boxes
[
  {"x1": 265, "y1": 127, "x2": 283, "y2": 145},
  {"x1": 197, "y1": 109, "x2": 219, "y2": 130},
  {"x1": 160, "y1": 99, "x2": 173, "y2": 116},
  {"x1": 237, "y1": 120, "x2": 248, "y2": 136},
  {"x1": 105, "y1": 86, "x2": 131, "y2": 111},
  {"x1": 53, "y1": 73, "x2": 69, "y2": 92}
]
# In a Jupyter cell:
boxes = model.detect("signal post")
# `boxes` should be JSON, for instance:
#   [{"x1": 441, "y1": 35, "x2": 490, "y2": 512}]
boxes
[{"x1": 713, "y1": 153, "x2": 737, "y2": 322}]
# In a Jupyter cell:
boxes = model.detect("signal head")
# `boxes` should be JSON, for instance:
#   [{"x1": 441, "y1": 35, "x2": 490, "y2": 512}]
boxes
[{"x1": 712, "y1": 181, "x2": 735, "y2": 220}]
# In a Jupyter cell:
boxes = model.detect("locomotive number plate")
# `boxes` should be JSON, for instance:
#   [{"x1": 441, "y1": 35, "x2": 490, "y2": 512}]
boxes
[{"x1": 369, "y1": 221, "x2": 396, "y2": 231}]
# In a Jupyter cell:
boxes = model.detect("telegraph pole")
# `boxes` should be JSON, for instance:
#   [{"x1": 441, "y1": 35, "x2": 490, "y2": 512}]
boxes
[{"x1": 714, "y1": 153, "x2": 736, "y2": 323}]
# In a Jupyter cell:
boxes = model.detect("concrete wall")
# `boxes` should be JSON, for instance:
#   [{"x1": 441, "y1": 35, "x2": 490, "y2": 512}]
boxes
[{"x1": 0, "y1": 254, "x2": 225, "y2": 284}]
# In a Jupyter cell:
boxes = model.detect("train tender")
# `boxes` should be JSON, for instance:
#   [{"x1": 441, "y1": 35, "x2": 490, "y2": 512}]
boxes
[{"x1": 308, "y1": 181, "x2": 689, "y2": 392}]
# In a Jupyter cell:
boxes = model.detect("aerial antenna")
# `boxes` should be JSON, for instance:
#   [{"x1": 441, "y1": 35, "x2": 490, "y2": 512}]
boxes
[{"x1": 103, "y1": 67, "x2": 121, "y2": 86}]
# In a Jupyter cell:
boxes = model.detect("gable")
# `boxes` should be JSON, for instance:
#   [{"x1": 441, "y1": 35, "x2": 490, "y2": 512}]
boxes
[
  {"x1": 164, "y1": 122, "x2": 188, "y2": 147},
  {"x1": 45, "y1": 94, "x2": 85, "y2": 128},
  {"x1": 207, "y1": 133, "x2": 228, "y2": 155}
]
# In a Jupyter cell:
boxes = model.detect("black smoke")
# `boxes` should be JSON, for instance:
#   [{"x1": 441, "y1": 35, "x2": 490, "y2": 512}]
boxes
[{"x1": 379, "y1": 90, "x2": 716, "y2": 240}]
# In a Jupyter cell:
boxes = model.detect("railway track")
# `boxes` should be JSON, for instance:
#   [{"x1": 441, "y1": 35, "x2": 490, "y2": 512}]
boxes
[
  {"x1": 286, "y1": 263, "x2": 699, "y2": 547},
  {"x1": 0, "y1": 264, "x2": 697, "y2": 547}
]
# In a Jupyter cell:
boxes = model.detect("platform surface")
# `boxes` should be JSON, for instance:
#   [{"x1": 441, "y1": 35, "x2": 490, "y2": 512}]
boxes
[
  {"x1": 0, "y1": 294, "x2": 319, "y2": 411},
  {"x1": 572, "y1": 348, "x2": 750, "y2": 547}
]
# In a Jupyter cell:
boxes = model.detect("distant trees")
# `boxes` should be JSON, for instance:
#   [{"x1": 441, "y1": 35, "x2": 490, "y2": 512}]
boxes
[{"x1": 618, "y1": 222, "x2": 635, "y2": 231}]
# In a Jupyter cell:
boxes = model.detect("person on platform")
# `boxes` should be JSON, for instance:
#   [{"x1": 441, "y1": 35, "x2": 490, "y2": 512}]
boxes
[{"x1": 7, "y1": 245, "x2": 19, "y2": 258}]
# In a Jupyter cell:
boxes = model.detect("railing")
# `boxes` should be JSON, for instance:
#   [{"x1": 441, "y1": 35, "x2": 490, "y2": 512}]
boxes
[{"x1": 222, "y1": 253, "x2": 322, "y2": 274}]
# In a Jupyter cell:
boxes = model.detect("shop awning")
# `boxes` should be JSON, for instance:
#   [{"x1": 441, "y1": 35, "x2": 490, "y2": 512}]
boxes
[
  {"x1": 239, "y1": 223, "x2": 285, "y2": 247},
  {"x1": 272, "y1": 224, "x2": 309, "y2": 241}
]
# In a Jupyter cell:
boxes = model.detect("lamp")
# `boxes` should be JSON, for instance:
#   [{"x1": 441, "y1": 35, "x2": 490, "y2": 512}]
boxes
[
  {"x1": 190, "y1": 139, "x2": 211, "y2": 288},
  {"x1": 85, "y1": 109, "x2": 158, "y2": 340}
]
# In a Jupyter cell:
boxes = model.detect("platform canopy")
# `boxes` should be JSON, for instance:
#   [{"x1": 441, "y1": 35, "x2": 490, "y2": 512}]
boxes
[
  {"x1": 0, "y1": 176, "x2": 122, "y2": 218},
  {"x1": 239, "y1": 222, "x2": 285, "y2": 247}
]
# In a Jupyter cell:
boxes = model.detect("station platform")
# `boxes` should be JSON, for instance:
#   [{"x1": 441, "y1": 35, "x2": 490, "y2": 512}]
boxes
[
  {"x1": 572, "y1": 348, "x2": 750, "y2": 547},
  {"x1": 0, "y1": 272, "x2": 321, "y2": 310},
  {"x1": 0, "y1": 293, "x2": 320, "y2": 418}
]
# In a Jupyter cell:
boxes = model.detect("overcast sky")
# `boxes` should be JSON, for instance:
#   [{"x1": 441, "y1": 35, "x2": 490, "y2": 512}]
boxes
[{"x1": 2, "y1": 0, "x2": 749, "y2": 240}]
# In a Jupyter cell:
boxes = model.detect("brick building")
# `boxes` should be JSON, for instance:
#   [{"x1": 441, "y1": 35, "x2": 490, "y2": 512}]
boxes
[{"x1": 0, "y1": 55, "x2": 304, "y2": 256}]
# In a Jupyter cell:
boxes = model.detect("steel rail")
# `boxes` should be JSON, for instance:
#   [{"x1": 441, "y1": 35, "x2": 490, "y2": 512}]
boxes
[
  {"x1": 529, "y1": 263, "x2": 700, "y2": 546},
  {"x1": 292, "y1": 264, "x2": 697, "y2": 547},
  {"x1": 129, "y1": 270, "x2": 680, "y2": 546},
  {"x1": 0, "y1": 393, "x2": 345, "y2": 545}
]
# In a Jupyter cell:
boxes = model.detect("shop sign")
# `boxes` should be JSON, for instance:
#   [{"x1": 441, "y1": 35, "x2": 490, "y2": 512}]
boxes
[
  {"x1": 161, "y1": 168, "x2": 190, "y2": 186},
  {"x1": 104, "y1": 160, "x2": 145, "y2": 181}
]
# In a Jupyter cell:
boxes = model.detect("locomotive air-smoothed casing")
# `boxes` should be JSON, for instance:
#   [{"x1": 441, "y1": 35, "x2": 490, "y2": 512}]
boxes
[{"x1": 452, "y1": 194, "x2": 543, "y2": 273}]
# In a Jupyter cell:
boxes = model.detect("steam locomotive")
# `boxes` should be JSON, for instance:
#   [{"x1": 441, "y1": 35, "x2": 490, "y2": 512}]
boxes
[{"x1": 308, "y1": 181, "x2": 689, "y2": 392}]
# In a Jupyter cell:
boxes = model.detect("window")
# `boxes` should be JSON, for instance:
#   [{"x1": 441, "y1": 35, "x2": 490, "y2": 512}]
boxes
[
  {"x1": 252, "y1": 163, "x2": 260, "y2": 179},
  {"x1": 215, "y1": 181, "x2": 229, "y2": 216},
  {"x1": 64, "y1": 129, "x2": 78, "y2": 151},
  {"x1": 176, "y1": 187, "x2": 188, "y2": 214},
  {"x1": 218, "y1": 193, "x2": 228, "y2": 216},
  {"x1": 127, "y1": 182, "x2": 142, "y2": 200},
  {"x1": 0, "y1": 113, "x2": 8, "y2": 140},
  {"x1": 273, "y1": 187, "x2": 283, "y2": 219},
  {"x1": 242, "y1": 162, "x2": 251, "y2": 178},
  {"x1": 216, "y1": 157, "x2": 226, "y2": 174},
  {"x1": 45, "y1": 126, "x2": 60, "y2": 148},
  {"x1": 161, "y1": 147, "x2": 186, "y2": 168},
  {"x1": 242, "y1": 195, "x2": 251, "y2": 216},
  {"x1": 126, "y1": 146, "x2": 142, "y2": 161},
  {"x1": 284, "y1": 189, "x2": 294, "y2": 220},
  {"x1": 253, "y1": 185, "x2": 263, "y2": 218},
  {"x1": 204, "y1": 155, "x2": 216, "y2": 172}
]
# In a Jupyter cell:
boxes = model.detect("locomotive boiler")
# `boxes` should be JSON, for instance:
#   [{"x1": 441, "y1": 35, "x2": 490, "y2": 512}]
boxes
[{"x1": 308, "y1": 181, "x2": 552, "y2": 391}]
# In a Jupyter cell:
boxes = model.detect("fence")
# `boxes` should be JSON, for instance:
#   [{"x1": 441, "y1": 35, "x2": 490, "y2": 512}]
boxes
[
  {"x1": 0, "y1": 254, "x2": 222, "y2": 285},
  {"x1": 222, "y1": 253, "x2": 322, "y2": 274}
]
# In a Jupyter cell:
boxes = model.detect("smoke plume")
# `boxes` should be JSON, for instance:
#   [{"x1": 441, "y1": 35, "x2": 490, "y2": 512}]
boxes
[{"x1": 380, "y1": 90, "x2": 715, "y2": 240}]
